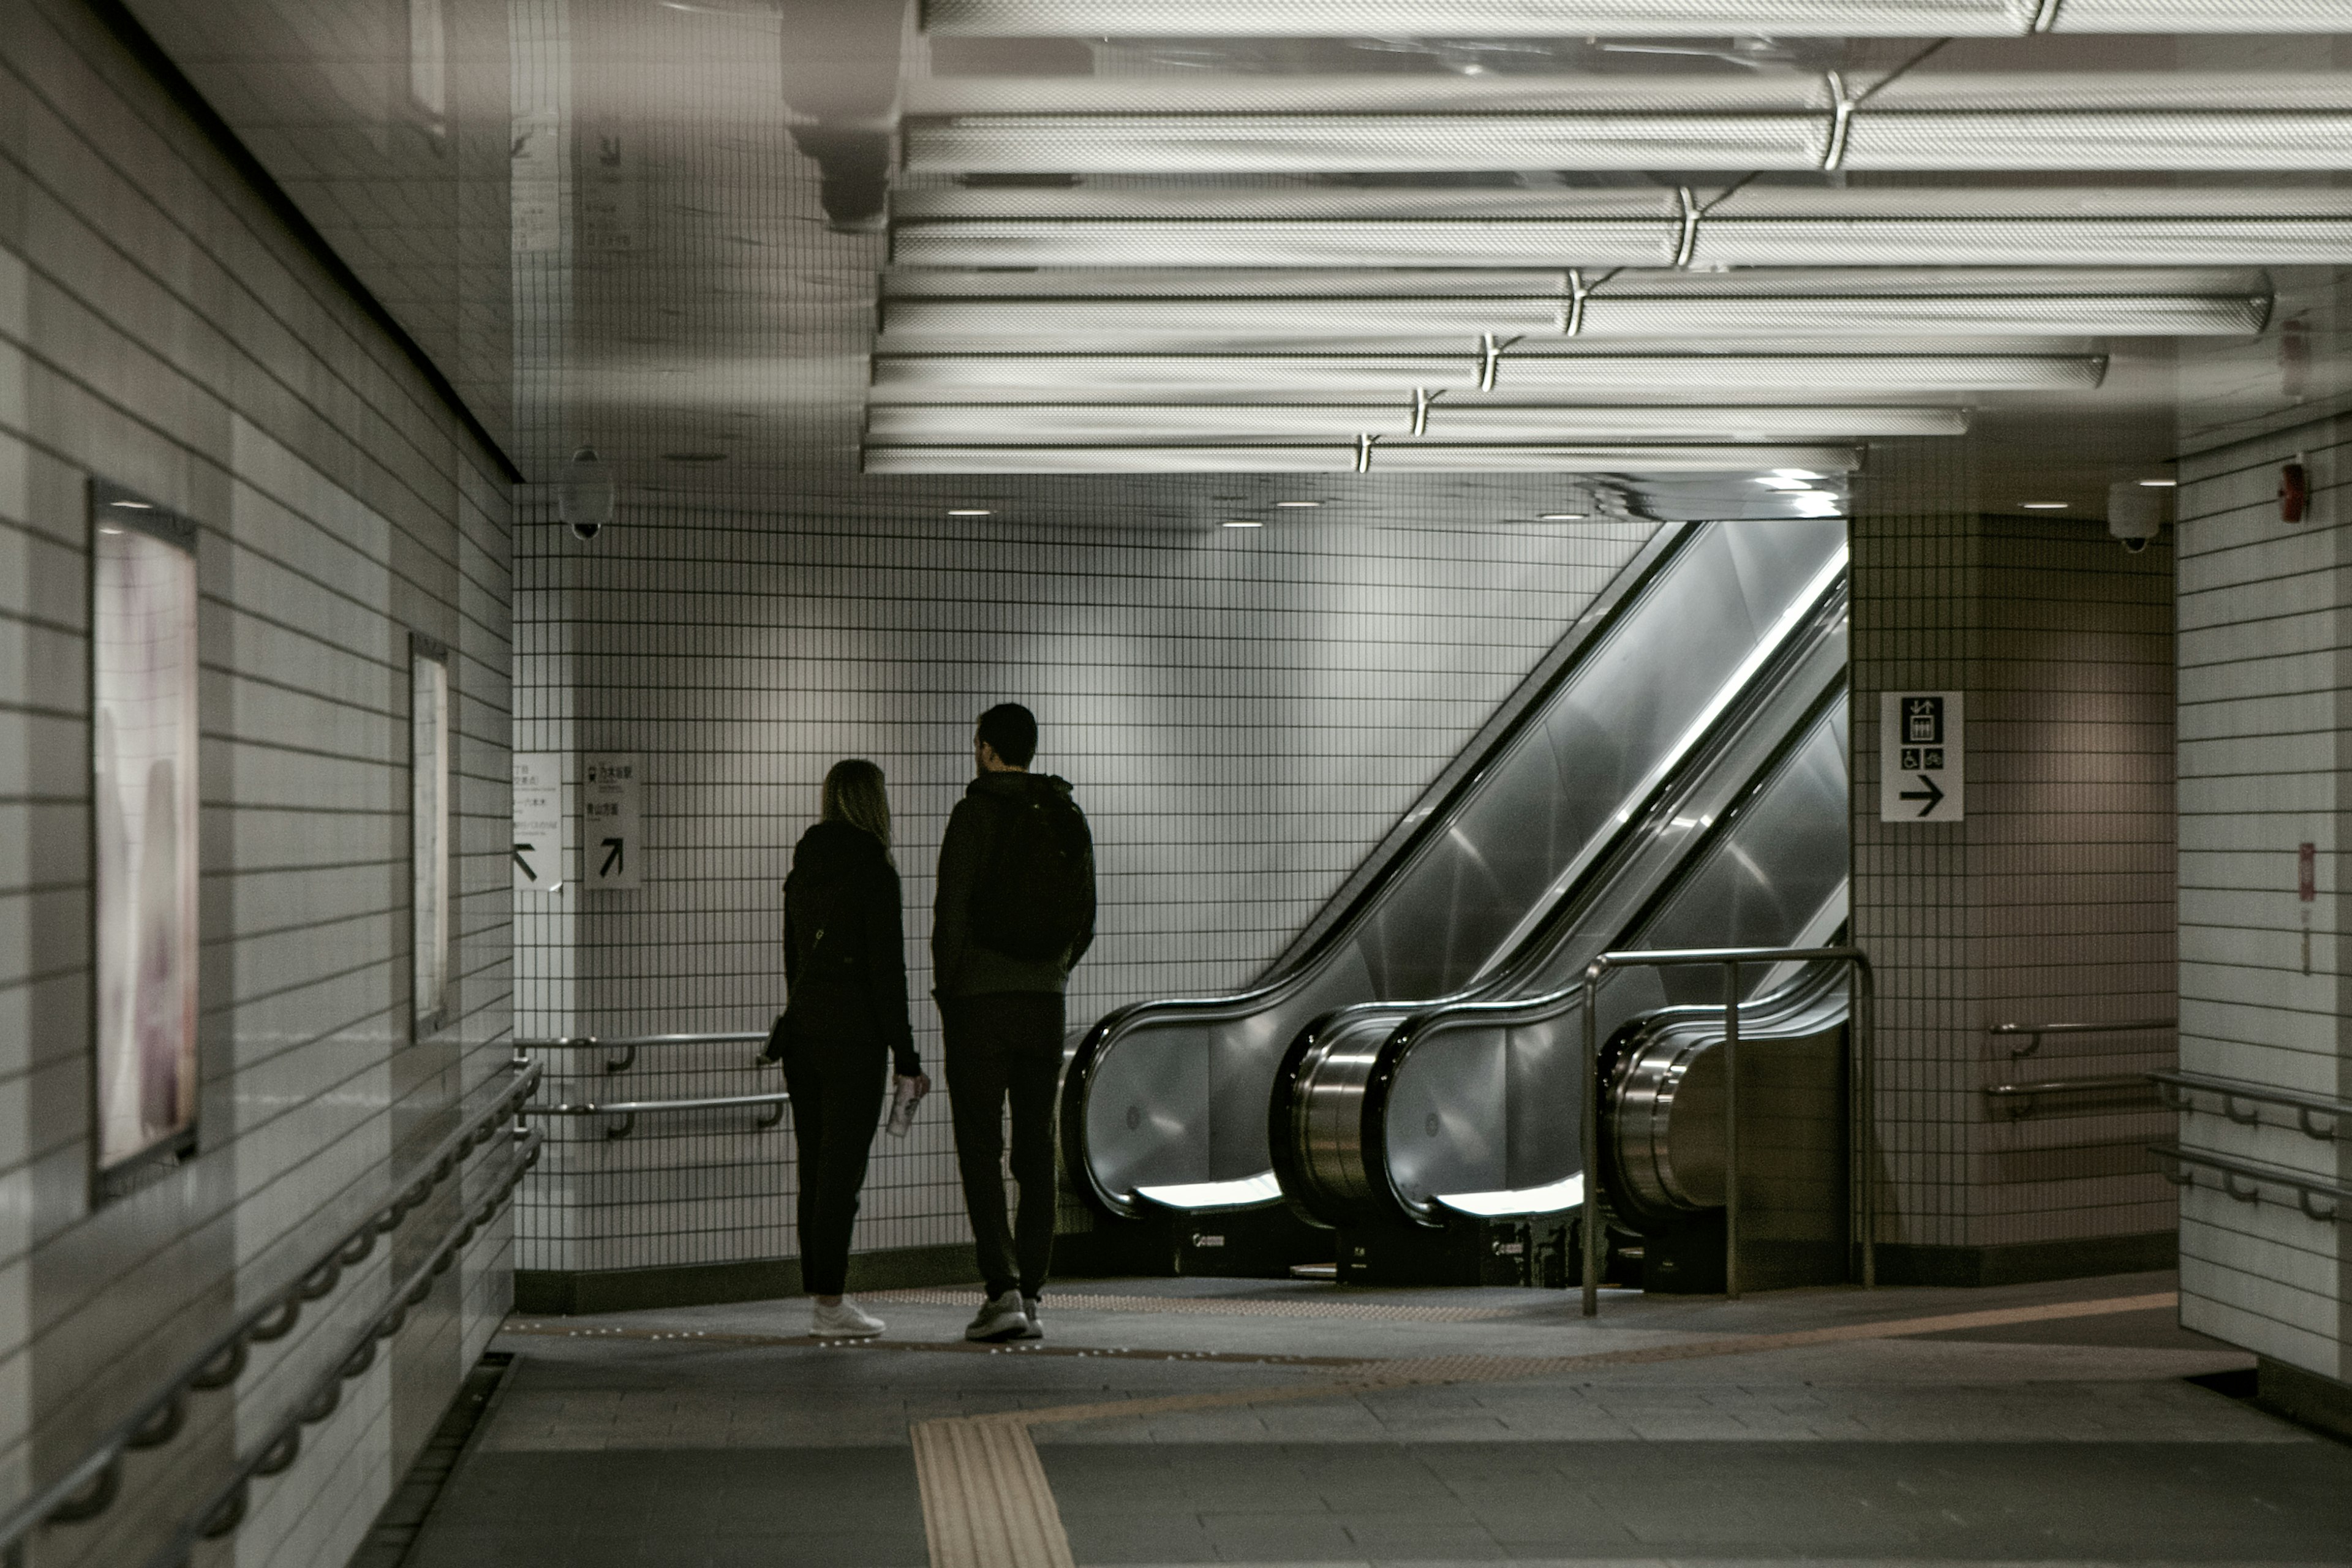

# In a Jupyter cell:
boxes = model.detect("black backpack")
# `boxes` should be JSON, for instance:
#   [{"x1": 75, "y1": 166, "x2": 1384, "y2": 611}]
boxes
[{"x1": 974, "y1": 782, "x2": 1092, "y2": 963}]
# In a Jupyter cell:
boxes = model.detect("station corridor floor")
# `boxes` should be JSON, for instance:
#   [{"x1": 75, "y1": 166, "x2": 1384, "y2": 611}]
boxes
[{"x1": 395, "y1": 1269, "x2": 2352, "y2": 1567}]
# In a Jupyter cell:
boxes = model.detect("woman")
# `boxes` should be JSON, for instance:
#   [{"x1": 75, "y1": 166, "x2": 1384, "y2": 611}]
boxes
[{"x1": 780, "y1": 759, "x2": 927, "y2": 1338}]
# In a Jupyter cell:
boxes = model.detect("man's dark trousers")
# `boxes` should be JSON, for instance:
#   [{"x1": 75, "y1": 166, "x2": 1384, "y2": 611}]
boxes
[{"x1": 943, "y1": 992, "x2": 1063, "y2": 1300}]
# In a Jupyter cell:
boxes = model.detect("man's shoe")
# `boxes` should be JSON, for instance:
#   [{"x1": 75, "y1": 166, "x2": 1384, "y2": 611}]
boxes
[
  {"x1": 965, "y1": 1290, "x2": 1031, "y2": 1343},
  {"x1": 811, "y1": 1298, "x2": 886, "y2": 1338},
  {"x1": 1014, "y1": 1295, "x2": 1044, "y2": 1341}
]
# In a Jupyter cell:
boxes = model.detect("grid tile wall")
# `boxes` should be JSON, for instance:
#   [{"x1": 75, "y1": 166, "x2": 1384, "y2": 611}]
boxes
[
  {"x1": 0, "y1": 4, "x2": 513, "y2": 1565},
  {"x1": 511, "y1": 505, "x2": 1656, "y2": 1275},
  {"x1": 1853, "y1": 440, "x2": 2179, "y2": 1262},
  {"x1": 2175, "y1": 410, "x2": 2352, "y2": 1381}
]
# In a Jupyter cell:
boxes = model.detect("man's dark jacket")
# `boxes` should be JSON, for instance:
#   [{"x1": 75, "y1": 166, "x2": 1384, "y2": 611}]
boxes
[
  {"x1": 932, "y1": 771, "x2": 1096, "y2": 998},
  {"x1": 783, "y1": 819, "x2": 919, "y2": 1075}
]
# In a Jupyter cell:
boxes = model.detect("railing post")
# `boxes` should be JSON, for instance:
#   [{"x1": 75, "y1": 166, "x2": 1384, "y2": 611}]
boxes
[
  {"x1": 1581, "y1": 959, "x2": 1605, "y2": 1318},
  {"x1": 1722, "y1": 959, "x2": 1742, "y2": 1302}
]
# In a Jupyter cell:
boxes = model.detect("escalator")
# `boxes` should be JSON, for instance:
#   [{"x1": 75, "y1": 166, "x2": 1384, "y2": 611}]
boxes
[
  {"x1": 1272, "y1": 682, "x2": 1850, "y2": 1246},
  {"x1": 1061, "y1": 515, "x2": 1850, "y2": 1250}
]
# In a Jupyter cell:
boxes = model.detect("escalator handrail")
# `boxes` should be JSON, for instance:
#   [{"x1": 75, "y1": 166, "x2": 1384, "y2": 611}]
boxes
[
  {"x1": 1281, "y1": 570, "x2": 1849, "y2": 1064},
  {"x1": 1068, "y1": 521, "x2": 1699, "y2": 1051}
]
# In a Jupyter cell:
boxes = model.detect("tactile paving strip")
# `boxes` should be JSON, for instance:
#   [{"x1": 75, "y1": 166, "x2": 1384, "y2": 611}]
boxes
[{"x1": 862, "y1": 1288, "x2": 1516, "y2": 1322}]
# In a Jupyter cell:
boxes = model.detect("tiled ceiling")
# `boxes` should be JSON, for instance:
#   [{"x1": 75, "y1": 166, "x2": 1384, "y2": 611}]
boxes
[{"x1": 122, "y1": 0, "x2": 2351, "y2": 530}]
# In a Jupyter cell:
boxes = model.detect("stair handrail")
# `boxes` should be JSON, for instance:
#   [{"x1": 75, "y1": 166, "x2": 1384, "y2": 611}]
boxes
[
  {"x1": 2154, "y1": 1068, "x2": 2349, "y2": 1142},
  {"x1": 0, "y1": 1056, "x2": 541, "y2": 1557}
]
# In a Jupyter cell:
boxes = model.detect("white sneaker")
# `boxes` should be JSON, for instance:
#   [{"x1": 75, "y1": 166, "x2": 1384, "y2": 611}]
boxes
[
  {"x1": 964, "y1": 1289, "x2": 1031, "y2": 1343},
  {"x1": 1015, "y1": 1296, "x2": 1044, "y2": 1341},
  {"x1": 810, "y1": 1298, "x2": 885, "y2": 1338}
]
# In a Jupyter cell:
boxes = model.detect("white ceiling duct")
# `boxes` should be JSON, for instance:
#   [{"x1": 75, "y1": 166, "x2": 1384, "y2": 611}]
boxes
[
  {"x1": 866, "y1": 403, "x2": 1968, "y2": 441},
  {"x1": 889, "y1": 186, "x2": 2352, "y2": 270},
  {"x1": 878, "y1": 269, "x2": 2269, "y2": 344},
  {"x1": 922, "y1": 0, "x2": 2348, "y2": 37},
  {"x1": 871, "y1": 347, "x2": 2106, "y2": 400},
  {"x1": 863, "y1": 442, "x2": 1863, "y2": 474},
  {"x1": 902, "y1": 74, "x2": 2352, "y2": 175}
]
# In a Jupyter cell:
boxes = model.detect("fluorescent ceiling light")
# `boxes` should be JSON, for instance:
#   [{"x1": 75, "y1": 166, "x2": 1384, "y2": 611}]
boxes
[
  {"x1": 872, "y1": 349, "x2": 2104, "y2": 401},
  {"x1": 867, "y1": 403, "x2": 1966, "y2": 442},
  {"x1": 2019, "y1": 500, "x2": 2070, "y2": 508},
  {"x1": 1275, "y1": 499, "x2": 1322, "y2": 507},
  {"x1": 947, "y1": 507, "x2": 993, "y2": 514},
  {"x1": 879, "y1": 280, "x2": 2268, "y2": 345},
  {"x1": 922, "y1": 0, "x2": 2346, "y2": 37},
  {"x1": 864, "y1": 443, "x2": 1862, "y2": 475},
  {"x1": 2139, "y1": 477, "x2": 2179, "y2": 486},
  {"x1": 1221, "y1": 518, "x2": 1265, "y2": 528},
  {"x1": 903, "y1": 76, "x2": 2352, "y2": 175},
  {"x1": 1537, "y1": 511, "x2": 1589, "y2": 521},
  {"x1": 890, "y1": 187, "x2": 2352, "y2": 270}
]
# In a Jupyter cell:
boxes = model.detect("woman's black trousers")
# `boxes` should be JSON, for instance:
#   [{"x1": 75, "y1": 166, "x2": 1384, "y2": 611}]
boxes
[{"x1": 781, "y1": 1039, "x2": 888, "y2": 1297}]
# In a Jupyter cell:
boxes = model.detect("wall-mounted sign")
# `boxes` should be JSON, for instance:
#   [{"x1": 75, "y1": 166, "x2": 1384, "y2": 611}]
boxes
[
  {"x1": 513, "y1": 752, "x2": 564, "y2": 890},
  {"x1": 1879, "y1": 692, "x2": 1964, "y2": 823},
  {"x1": 584, "y1": 753, "x2": 642, "y2": 888}
]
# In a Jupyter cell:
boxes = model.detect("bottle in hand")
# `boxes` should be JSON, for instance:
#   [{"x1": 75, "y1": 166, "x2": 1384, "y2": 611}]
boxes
[{"x1": 886, "y1": 1075, "x2": 925, "y2": 1138}]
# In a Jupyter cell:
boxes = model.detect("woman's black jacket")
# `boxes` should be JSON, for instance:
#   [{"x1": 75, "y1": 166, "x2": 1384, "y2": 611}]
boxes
[{"x1": 782, "y1": 820, "x2": 919, "y2": 1076}]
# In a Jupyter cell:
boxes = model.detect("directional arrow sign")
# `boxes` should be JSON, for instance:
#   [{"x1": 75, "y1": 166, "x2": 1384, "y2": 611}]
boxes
[
  {"x1": 584, "y1": 753, "x2": 642, "y2": 888},
  {"x1": 513, "y1": 754, "x2": 563, "y2": 889},
  {"x1": 1879, "y1": 692, "x2": 1964, "y2": 823}
]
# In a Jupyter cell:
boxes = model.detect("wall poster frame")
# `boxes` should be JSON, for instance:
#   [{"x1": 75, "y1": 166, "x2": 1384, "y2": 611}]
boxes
[
  {"x1": 411, "y1": 632, "x2": 453, "y2": 1035},
  {"x1": 89, "y1": 478, "x2": 202, "y2": 1202}
]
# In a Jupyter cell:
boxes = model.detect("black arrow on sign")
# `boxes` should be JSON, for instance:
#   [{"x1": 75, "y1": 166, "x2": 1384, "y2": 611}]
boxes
[
  {"x1": 513, "y1": 842, "x2": 536, "y2": 880},
  {"x1": 1898, "y1": 774, "x2": 1945, "y2": 818},
  {"x1": 600, "y1": 837, "x2": 625, "y2": 876}
]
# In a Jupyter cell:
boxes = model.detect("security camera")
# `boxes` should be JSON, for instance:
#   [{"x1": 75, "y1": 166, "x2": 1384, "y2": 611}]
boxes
[
  {"x1": 560, "y1": 446, "x2": 615, "y2": 541},
  {"x1": 2107, "y1": 481, "x2": 2165, "y2": 554}
]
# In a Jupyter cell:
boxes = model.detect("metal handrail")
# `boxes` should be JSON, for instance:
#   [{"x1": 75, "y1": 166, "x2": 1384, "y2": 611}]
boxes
[
  {"x1": 526, "y1": 1088, "x2": 790, "y2": 1140},
  {"x1": 1989, "y1": 1017, "x2": 2174, "y2": 1059},
  {"x1": 2151, "y1": 1141, "x2": 2352, "y2": 1223},
  {"x1": 514, "y1": 1030, "x2": 766, "y2": 1073},
  {"x1": 137, "y1": 1129, "x2": 544, "y2": 1568},
  {"x1": 1581, "y1": 944, "x2": 1874, "y2": 1316},
  {"x1": 2154, "y1": 1069, "x2": 2349, "y2": 1141},
  {"x1": 1983, "y1": 1073, "x2": 2162, "y2": 1117},
  {"x1": 0, "y1": 1058, "x2": 541, "y2": 1556}
]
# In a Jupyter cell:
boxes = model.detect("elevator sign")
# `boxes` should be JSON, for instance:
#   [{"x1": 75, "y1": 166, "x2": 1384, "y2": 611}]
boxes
[{"x1": 1879, "y1": 692, "x2": 1964, "y2": 822}]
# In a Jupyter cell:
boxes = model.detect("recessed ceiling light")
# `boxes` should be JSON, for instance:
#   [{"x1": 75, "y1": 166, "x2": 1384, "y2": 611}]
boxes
[
  {"x1": 947, "y1": 508, "x2": 992, "y2": 516},
  {"x1": 1221, "y1": 518, "x2": 1264, "y2": 529},
  {"x1": 110, "y1": 500, "x2": 154, "y2": 510},
  {"x1": 2019, "y1": 500, "x2": 2070, "y2": 510},
  {"x1": 1275, "y1": 500, "x2": 1321, "y2": 508},
  {"x1": 1537, "y1": 511, "x2": 1588, "y2": 521},
  {"x1": 2138, "y1": 478, "x2": 2179, "y2": 488},
  {"x1": 97, "y1": 526, "x2": 123, "y2": 534}
]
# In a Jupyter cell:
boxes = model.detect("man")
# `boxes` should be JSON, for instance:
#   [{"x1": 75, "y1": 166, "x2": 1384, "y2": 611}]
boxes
[{"x1": 933, "y1": 703, "x2": 1096, "y2": 1343}]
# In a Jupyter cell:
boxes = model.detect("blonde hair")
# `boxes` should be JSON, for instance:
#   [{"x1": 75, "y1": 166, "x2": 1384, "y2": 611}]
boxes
[{"x1": 821, "y1": 758, "x2": 892, "y2": 856}]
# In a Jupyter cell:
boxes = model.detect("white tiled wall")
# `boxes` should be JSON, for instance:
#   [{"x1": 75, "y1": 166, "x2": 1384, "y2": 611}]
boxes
[
  {"x1": 0, "y1": 4, "x2": 512, "y2": 1564},
  {"x1": 2174, "y1": 410, "x2": 2352, "y2": 1382},
  {"x1": 1853, "y1": 440, "x2": 2179, "y2": 1272},
  {"x1": 512, "y1": 504, "x2": 1657, "y2": 1276}
]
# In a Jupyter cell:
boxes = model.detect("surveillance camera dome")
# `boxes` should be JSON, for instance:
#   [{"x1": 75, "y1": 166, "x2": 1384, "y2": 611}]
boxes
[
  {"x1": 2120, "y1": 535, "x2": 2148, "y2": 554},
  {"x1": 2106, "y1": 480, "x2": 2165, "y2": 553},
  {"x1": 559, "y1": 446, "x2": 616, "y2": 543}
]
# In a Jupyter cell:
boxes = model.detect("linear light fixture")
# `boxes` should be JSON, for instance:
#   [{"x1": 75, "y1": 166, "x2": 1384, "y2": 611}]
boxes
[
  {"x1": 864, "y1": 442, "x2": 1863, "y2": 475},
  {"x1": 891, "y1": 187, "x2": 2352, "y2": 271},
  {"x1": 878, "y1": 271, "x2": 2269, "y2": 345},
  {"x1": 902, "y1": 74, "x2": 2352, "y2": 175},
  {"x1": 907, "y1": 107, "x2": 2352, "y2": 176},
  {"x1": 866, "y1": 403, "x2": 1967, "y2": 442},
  {"x1": 922, "y1": 1, "x2": 2347, "y2": 37},
  {"x1": 871, "y1": 348, "x2": 2105, "y2": 401}
]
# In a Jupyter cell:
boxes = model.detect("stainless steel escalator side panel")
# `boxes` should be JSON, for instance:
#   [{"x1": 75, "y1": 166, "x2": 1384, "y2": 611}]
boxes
[
  {"x1": 1067, "y1": 516, "x2": 1845, "y2": 1218},
  {"x1": 1354, "y1": 677, "x2": 1853, "y2": 1226},
  {"x1": 1273, "y1": 576, "x2": 1847, "y2": 1226}
]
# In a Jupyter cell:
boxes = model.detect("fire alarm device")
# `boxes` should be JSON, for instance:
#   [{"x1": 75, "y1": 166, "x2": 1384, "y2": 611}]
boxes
[{"x1": 2281, "y1": 459, "x2": 2309, "y2": 524}]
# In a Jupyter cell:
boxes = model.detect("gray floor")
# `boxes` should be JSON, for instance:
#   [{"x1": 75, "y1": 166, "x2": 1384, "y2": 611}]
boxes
[{"x1": 402, "y1": 1269, "x2": 2349, "y2": 1567}]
